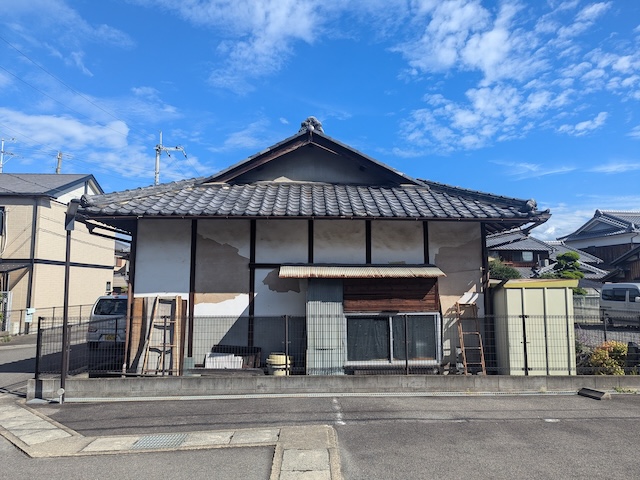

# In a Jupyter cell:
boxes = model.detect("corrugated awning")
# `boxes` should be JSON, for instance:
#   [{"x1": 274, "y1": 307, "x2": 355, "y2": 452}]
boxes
[{"x1": 279, "y1": 264, "x2": 445, "y2": 279}]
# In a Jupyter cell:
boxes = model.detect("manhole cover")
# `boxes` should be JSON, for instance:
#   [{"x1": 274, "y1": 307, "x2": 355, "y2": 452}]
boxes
[{"x1": 132, "y1": 433, "x2": 188, "y2": 450}]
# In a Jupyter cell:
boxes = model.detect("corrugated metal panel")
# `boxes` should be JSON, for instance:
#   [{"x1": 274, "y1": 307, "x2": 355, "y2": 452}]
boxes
[
  {"x1": 306, "y1": 279, "x2": 345, "y2": 375},
  {"x1": 280, "y1": 265, "x2": 445, "y2": 279}
]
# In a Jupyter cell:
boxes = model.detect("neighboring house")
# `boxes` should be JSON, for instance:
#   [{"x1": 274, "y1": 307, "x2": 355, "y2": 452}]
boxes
[
  {"x1": 112, "y1": 239, "x2": 130, "y2": 294},
  {"x1": 487, "y1": 230, "x2": 554, "y2": 278},
  {"x1": 603, "y1": 244, "x2": 640, "y2": 282},
  {"x1": 487, "y1": 230, "x2": 608, "y2": 291},
  {"x1": 77, "y1": 117, "x2": 551, "y2": 374},
  {"x1": 0, "y1": 174, "x2": 114, "y2": 332},
  {"x1": 560, "y1": 210, "x2": 640, "y2": 268}
]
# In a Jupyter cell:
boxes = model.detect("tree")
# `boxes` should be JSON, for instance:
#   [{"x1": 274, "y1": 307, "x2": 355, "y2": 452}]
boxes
[
  {"x1": 489, "y1": 260, "x2": 521, "y2": 280},
  {"x1": 541, "y1": 251, "x2": 587, "y2": 295}
]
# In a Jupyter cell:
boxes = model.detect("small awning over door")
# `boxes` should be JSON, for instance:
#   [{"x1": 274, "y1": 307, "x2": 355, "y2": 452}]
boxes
[{"x1": 279, "y1": 264, "x2": 445, "y2": 279}]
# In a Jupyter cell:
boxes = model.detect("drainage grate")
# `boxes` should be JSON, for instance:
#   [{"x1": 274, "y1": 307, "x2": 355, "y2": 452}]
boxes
[{"x1": 132, "y1": 433, "x2": 188, "y2": 450}]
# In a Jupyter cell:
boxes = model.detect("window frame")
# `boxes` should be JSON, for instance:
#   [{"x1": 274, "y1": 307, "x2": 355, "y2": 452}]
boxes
[{"x1": 344, "y1": 312, "x2": 442, "y2": 367}]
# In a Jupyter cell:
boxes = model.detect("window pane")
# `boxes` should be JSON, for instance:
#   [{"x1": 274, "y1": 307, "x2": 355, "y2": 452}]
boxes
[
  {"x1": 347, "y1": 317, "x2": 389, "y2": 361},
  {"x1": 392, "y1": 315, "x2": 436, "y2": 360}
]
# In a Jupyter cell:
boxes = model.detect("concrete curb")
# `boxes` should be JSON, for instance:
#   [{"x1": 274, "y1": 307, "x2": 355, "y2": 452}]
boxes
[{"x1": 0, "y1": 395, "x2": 343, "y2": 479}]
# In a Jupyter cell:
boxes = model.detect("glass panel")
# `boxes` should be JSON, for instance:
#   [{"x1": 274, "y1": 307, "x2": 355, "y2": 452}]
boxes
[
  {"x1": 347, "y1": 317, "x2": 389, "y2": 361},
  {"x1": 392, "y1": 315, "x2": 436, "y2": 361}
]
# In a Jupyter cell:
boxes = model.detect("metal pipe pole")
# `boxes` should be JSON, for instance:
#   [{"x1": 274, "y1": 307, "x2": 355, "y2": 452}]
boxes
[{"x1": 60, "y1": 228, "x2": 71, "y2": 398}]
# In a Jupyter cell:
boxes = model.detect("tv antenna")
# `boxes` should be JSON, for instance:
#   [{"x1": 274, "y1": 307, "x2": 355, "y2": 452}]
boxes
[{"x1": 154, "y1": 131, "x2": 187, "y2": 185}]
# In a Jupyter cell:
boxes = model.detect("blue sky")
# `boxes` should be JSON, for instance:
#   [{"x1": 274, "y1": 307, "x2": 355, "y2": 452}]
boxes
[{"x1": 1, "y1": 0, "x2": 639, "y2": 240}]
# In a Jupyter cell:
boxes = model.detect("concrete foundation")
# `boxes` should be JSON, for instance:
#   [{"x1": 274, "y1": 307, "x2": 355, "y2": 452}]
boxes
[{"x1": 27, "y1": 375, "x2": 640, "y2": 401}]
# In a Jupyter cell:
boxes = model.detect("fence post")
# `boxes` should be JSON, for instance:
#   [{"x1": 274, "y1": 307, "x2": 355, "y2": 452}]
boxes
[
  {"x1": 284, "y1": 315, "x2": 290, "y2": 375},
  {"x1": 404, "y1": 314, "x2": 409, "y2": 375},
  {"x1": 521, "y1": 314, "x2": 529, "y2": 376},
  {"x1": 35, "y1": 316, "x2": 43, "y2": 379}
]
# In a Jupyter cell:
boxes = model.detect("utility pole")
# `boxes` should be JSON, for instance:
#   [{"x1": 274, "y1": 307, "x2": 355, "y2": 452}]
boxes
[
  {"x1": 53, "y1": 151, "x2": 72, "y2": 174},
  {"x1": 154, "y1": 131, "x2": 187, "y2": 185},
  {"x1": 0, "y1": 138, "x2": 16, "y2": 174}
]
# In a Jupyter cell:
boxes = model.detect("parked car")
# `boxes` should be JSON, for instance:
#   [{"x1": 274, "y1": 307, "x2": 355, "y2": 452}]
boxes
[
  {"x1": 86, "y1": 295, "x2": 128, "y2": 348},
  {"x1": 600, "y1": 283, "x2": 640, "y2": 327}
]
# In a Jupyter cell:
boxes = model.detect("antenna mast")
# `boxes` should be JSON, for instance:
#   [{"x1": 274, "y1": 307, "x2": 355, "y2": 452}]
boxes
[
  {"x1": 0, "y1": 138, "x2": 16, "y2": 174},
  {"x1": 154, "y1": 131, "x2": 187, "y2": 185}
]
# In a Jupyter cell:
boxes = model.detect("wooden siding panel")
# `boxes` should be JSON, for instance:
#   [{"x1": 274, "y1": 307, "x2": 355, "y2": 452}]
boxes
[{"x1": 343, "y1": 278, "x2": 439, "y2": 312}]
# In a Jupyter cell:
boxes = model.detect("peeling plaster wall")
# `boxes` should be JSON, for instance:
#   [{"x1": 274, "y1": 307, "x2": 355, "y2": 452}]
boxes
[
  {"x1": 429, "y1": 222, "x2": 483, "y2": 364},
  {"x1": 194, "y1": 220, "x2": 250, "y2": 316},
  {"x1": 371, "y1": 221, "x2": 423, "y2": 264},
  {"x1": 135, "y1": 219, "x2": 190, "y2": 297},
  {"x1": 255, "y1": 220, "x2": 307, "y2": 263},
  {"x1": 314, "y1": 220, "x2": 366, "y2": 264}
]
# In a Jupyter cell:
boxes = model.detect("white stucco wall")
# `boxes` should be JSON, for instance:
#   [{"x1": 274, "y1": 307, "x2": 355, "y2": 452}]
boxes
[
  {"x1": 134, "y1": 219, "x2": 191, "y2": 297},
  {"x1": 193, "y1": 220, "x2": 250, "y2": 316},
  {"x1": 371, "y1": 220, "x2": 423, "y2": 264},
  {"x1": 314, "y1": 220, "x2": 366, "y2": 264},
  {"x1": 253, "y1": 268, "x2": 307, "y2": 316},
  {"x1": 255, "y1": 220, "x2": 308, "y2": 263},
  {"x1": 429, "y1": 221, "x2": 483, "y2": 364}
]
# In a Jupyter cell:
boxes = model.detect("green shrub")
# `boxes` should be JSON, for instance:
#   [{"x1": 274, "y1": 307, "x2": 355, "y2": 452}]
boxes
[
  {"x1": 589, "y1": 341, "x2": 627, "y2": 375},
  {"x1": 489, "y1": 260, "x2": 521, "y2": 280}
]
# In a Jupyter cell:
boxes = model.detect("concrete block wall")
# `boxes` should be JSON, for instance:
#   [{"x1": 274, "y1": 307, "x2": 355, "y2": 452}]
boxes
[{"x1": 27, "y1": 375, "x2": 640, "y2": 401}]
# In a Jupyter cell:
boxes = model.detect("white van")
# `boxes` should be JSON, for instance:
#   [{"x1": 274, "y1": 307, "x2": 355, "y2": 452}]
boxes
[
  {"x1": 86, "y1": 295, "x2": 128, "y2": 348},
  {"x1": 600, "y1": 283, "x2": 640, "y2": 327}
]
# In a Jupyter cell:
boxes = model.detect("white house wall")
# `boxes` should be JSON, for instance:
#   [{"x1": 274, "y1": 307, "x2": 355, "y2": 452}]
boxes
[
  {"x1": 429, "y1": 221, "x2": 483, "y2": 365},
  {"x1": 134, "y1": 219, "x2": 191, "y2": 297},
  {"x1": 314, "y1": 220, "x2": 366, "y2": 264},
  {"x1": 254, "y1": 268, "x2": 307, "y2": 316},
  {"x1": 194, "y1": 220, "x2": 250, "y2": 316},
  {"x1": 371, "y1": 220, "x2": 423, "y2": 264},
  {"x1": 255, "y1": 220, "x2": 307, "y2": 263}
]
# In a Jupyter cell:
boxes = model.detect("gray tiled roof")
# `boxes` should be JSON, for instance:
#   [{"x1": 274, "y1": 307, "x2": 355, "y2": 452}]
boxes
[
  {"x1": 80, "y1": 179, "x2": 548, "y2": 232},
  {"x1": 546, "y1": 241, "x2": 603, "y2": 264},
  {"x1": 486, "y1": 230, "x2": 553, "y2": 252},
  {"x1": 0, "y1": 173, "x2": 99, "y2": 196},
  {"x1": 561, "y1": 209, "x2": 640, "y2": 241}
]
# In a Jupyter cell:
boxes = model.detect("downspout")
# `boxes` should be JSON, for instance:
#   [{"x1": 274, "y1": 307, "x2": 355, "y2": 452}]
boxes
[{"x1": 26, "y1": 198, "x2": 39, "y2": 310}]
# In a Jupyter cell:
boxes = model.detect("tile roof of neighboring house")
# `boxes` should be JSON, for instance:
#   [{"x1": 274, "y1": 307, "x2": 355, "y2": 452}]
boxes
[
  {"x1": 78, "y1": 126, "x2": 550, "y2": 234},
  {"x1": 545, "y1": 241, "x2": 603, "y2": 264},
  {"x1": 486, "y1": 230, "x2": 553, "y2": 252},
  {"x1": 0, "y1": 173, "x2": 102, "y2": 197},
  {"x1": 537, "y1": 261, "x2": 609, "y2": 280},
  {"x1": 560, "y1": 210, "x2": 640, "y2": 241}
]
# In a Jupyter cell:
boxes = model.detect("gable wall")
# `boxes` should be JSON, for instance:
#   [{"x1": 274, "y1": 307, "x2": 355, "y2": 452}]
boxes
[{"x1": 232, "y1": 147, "x2": 394, "y2": 185}]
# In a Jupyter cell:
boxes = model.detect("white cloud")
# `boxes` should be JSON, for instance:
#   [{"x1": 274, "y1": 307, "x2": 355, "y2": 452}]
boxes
[
  {"x1": 0, "y1": 107, "x2": 128, "y2": 149},
  {"x1": 557, "y1": 111, "x2": 608, "y2": 136},
  {"x1": 210, "y1": 118, "x2": 277, "y2": 152},
  {"x1": 492, "y1": 160, "x2": 576, "y2": 180},
  {"x1": 629, "y1": 126, "x2": 640, "y2": 138},
  {"x1": 558, "y1": 1, "x2": 611, "y2": 38},
  {"x1": 589, "y1": 162, "x2": 640, "y2": 174},
  {"x1": 136, "y1": 0, "x2": 332, "y2": 94}
]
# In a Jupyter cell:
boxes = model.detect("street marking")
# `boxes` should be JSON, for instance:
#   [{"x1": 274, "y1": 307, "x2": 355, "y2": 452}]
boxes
[{"x1": 332, "y1": 397, "x2": 346, "y2": 425}]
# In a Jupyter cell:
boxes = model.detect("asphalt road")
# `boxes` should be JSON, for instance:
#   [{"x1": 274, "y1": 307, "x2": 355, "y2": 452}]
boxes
[
  {"x1": 34, "y1": 394, "x2": 640, "y2": 480},
  {"x1": 0, "y1": 334, "x2": 36, "y2": 396}
]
